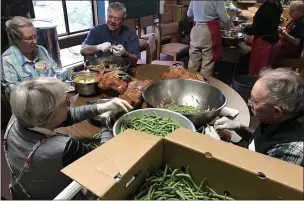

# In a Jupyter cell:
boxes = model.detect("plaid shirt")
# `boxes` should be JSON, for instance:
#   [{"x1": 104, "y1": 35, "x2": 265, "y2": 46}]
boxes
[
  {"x1": 266, "y1": 141, "x2": 303, "y2": 166},
  {"x1": 1, "y1": 45, "x2": 65, "y2": 96}
]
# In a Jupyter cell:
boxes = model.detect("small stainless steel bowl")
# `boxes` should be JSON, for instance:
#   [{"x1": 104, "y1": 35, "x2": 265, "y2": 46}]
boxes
[{"x1": 71, "y1": 72, "x2": 99, "y2": 96}]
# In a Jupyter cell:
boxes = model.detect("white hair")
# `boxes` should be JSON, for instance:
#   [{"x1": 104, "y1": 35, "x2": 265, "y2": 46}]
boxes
[
  {"x1": 259, "y1": 68, "x2": 304, "y2": 113},
  {"x1": 10, "y1": 77, "x2": 68, "y2": 128},
  {"x1": 5, "y1": 16, "x2": 35, "y2": 46},
  {"x1": 108, "y1": 2, "x2": 127, "y2": 19}
]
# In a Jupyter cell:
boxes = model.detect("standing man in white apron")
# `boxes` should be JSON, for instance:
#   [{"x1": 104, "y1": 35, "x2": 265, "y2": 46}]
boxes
[{"x1": 187, "y1": 0, "x2": 232, "y2": 76}]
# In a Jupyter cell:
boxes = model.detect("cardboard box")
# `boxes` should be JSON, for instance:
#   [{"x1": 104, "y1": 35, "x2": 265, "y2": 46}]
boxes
[{"x1": 62, "y1": 129, "x2": 304, "y2": 200}]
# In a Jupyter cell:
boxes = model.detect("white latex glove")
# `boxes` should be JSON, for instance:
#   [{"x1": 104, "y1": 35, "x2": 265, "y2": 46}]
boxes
[
  {"x1": 112, "y1": 45, "x2": 125, "y2": 56},
  {"x1": 97, "y1": 42, "x2": 112, "y2": 52},
  {"x1": 99, "y1": 111, "x2": 112, "y2": 124},
  {"x1": 204, "y1": 126, "x2": 221, "y2": 140},
  {"x1": 96, "y1": 98, "x2": 133, "y2": 113},
  {"x1": 214, "y1": 117, "x2": 241, "y2": 131}
]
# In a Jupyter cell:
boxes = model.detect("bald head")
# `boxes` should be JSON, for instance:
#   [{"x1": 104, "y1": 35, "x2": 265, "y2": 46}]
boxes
[{"x1": 290, "y1": 1, "x2": 304, "y2": 20}]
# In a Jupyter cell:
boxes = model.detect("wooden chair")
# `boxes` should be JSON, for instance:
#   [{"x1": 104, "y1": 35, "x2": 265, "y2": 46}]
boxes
[
  {"x1": 146, "y1": 34, "x2": 184, "y2": 66},
  {"x1": 138, "y1": 15, "x2": 155, "y2": 39},
  {"x1": 140, "y1": 15, "x2": 172, "y2": 45},
  {"x1": 157, "y1": 22, "x2": 189, "y2": 61},
  {"x1": 159, "y1": 12, "x2": 173, "y2": 24},
  {"x1": 123, "y1": 19, "x2": 147, "y2": 52}
]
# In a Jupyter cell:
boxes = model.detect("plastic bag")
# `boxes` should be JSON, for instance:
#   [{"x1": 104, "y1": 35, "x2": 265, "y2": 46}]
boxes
[{"x1": 97, "y1": 70, "x2": 131, "y2": 94}]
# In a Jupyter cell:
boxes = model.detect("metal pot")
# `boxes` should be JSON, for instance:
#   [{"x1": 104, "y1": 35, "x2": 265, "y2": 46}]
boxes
[
  {"x1": 71, "y1": 72, "x2": 99, "y2": 96},
  {"x1": 221, "y1": 30, "x2": 245, "y2": 47},
  {"x1": 85, "y1": 56, "x2": 131, "y2": 73}
]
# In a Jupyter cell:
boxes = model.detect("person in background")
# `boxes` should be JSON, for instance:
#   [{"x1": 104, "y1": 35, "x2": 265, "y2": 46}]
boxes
[
  {"x1": 4, "y1": 77, "x2": 133, "y2": 199},
  {"x1": 187, "y1": 0, "x2": 232, "y2": 76},
  {"x1": 80, "y1": 2, "x2": 139, "y2": 65},
  {"x1": 1, "y1": 16, "x2": 72, "y2": 98},
  {"x1": 206, "y1": 68, "x2": 303, "y2": 167},
  {"x1": 235, "y1": 0, "x2": 283, "y2": 76},
  {"x1": 278, "y1": 1, "x2": 304, "y2": 58}
]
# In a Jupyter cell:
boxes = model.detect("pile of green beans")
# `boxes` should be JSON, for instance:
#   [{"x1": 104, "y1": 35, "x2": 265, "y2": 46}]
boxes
[
  {"x1": 165, "y1": 105, "x2": 200, "y2": 114},
  {"x1": 133, "y1": 165, "x2": 234, "y2": 200},
  {"x1": 120, "y1": 115, "x2": 180, "y2": 137},
  {"x1": 81, "y1": 133, "x2": 101, "y2": 149}
]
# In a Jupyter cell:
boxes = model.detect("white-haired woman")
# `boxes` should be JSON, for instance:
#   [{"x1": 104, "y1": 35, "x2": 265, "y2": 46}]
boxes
[
  {"x1": 206, "y1": 68, "x2": 304, "y2": 167},
  {"x1": 3, "y1": 77, "x2": 133, "y2": 199},
  {"x1": 1, "y1": 16, "x2": 72, "y2": 97}
]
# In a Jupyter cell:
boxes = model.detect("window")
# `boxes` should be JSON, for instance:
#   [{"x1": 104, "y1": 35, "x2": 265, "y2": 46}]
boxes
[{"x1": 32, "y1": 0, "x2": 95, "y2": 36}]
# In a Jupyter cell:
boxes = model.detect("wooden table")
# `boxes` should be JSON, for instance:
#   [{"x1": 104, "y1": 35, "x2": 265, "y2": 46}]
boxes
[{"x1": 56, "y1": 64, "x2": 250, "y2": 138}]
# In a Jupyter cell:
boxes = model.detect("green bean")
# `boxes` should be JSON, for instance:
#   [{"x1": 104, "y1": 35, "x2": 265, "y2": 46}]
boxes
[
  {"x1": 120, "y1": 115, "x2": 180, "y2": 137},
  {"x1": 132, "y1": 165, "x2": 234, "y2": 200}
]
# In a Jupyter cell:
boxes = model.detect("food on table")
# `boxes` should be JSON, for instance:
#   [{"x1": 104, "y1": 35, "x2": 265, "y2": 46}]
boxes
[
  {"x1": 164, "y1": 105, "x2": 200, "y2": 114},
  {"x1": 89, "y1": 56, "x2": 122, "y2": 72},
  {"x1": 96, "y1": 70, "x2": 131, "y2": 94},
  {"x1": 72, "y1": 76, "x2": 96, "y2": 84},
  {"x1": 162, "y1": 66, "x2": 204, "y2": 81},
  {"x1": 133, "y1": 165, "x2": 234, "y2": 200},
  {"x1": 119, "y1": 79, "x2": 151, "y2": 107},
  {"x1": 120, "y1": 114, "x2": 180, "y2": 137}
]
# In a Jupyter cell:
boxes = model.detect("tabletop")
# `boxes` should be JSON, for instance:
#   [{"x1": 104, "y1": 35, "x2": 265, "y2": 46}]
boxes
[{"x1": 56, "y1": 64, "x2": 250, "y2": 138}]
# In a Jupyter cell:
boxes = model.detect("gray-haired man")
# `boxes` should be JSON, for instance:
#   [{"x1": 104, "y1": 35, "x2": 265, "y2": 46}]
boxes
[
  {"x1": 80, "y1": 2, "x2": 139, "y2": 65},
  {"x1": 206, "y1": 68, "x2": 304, "y2": 167}
]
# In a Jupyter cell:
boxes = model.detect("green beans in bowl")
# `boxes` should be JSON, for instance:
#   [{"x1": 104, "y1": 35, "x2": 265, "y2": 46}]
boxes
[{"x1": 112, "y1": 108, "x2": 196, "y2": 136}]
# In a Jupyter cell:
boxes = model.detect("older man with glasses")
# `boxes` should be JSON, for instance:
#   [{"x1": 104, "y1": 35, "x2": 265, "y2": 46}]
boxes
[
  {"x1": 1, "y1": 16, "x2": 72, "y2": 98},
  {"x1": 206, "y1": 68, "x2": 304, "y2": 167},
  {"x1": 80, "y1": 2, "x2": 140, "y2": 65}
]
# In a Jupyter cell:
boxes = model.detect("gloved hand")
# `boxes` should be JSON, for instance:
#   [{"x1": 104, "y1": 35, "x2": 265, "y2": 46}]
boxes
[
  {"x1": 112, "y1": 45, "x2": 125, "y2": 56},
  {"x1": 96, "y1": 98, "x2": 133, "y2": 113},
  {"x1": 214, "y1": 117, "x2": 241, "y2": 131},
  {"x1": 204, "y1": 126, "x2": 221, "y2": 140},
  {"x1": 97, "y1": 42, "x2": 112, "y2": 52}
]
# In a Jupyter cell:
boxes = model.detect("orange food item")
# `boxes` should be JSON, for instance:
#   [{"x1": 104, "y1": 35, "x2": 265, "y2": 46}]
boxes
[
  {"x1": 97, "y1": 70, "x2": 129, "y2": 94},
  {"x1": 162, "y1": 66, "x2": 203, "y2": 81},
  {"x1": 119, "y1": 80, "x2": 151, "y2": 106}
]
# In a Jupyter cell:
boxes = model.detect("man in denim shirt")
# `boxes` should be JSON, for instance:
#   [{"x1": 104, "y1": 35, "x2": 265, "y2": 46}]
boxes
[{"x1": 80, "y1": 2, "x2": 140, "y2": 65}]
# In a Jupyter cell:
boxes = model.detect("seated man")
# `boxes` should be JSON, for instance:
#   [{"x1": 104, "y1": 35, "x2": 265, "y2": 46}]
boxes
[
  {"x1": 278, "y1": 1, "x2": 304, "y2": 58},
  {"x1": 206, "y1": 68, "x2": 303, "y2": 167},
  {"x1": 80, "y1": 2, "x2": 139, "y2": 65},
  {"x1": 1, "y1": 16, "x2": 71, "y2": 98}
]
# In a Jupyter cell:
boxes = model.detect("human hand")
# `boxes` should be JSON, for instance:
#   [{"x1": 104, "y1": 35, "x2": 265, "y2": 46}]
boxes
[
  {"x1": 204, "y1": 126, "x2": 221, "y2": 140},
  {"x1": 278, "y1": 27, "x2": 285, "y2": 35},
  {"x1": 97, "y1": 42, "x2": 112, "y2": 52},
  {"x1": 112, "y1": 45, "x2": 125, "y2": 56},
  {"x1": 96, "y1": 98, "x2": 133, "y2": 113},
  {"x1": 216, "y1": 129, "x2": 242, "y2": 143},
  {"x1": 214, "y1": 117, "x2": 241, "y2": 131}
]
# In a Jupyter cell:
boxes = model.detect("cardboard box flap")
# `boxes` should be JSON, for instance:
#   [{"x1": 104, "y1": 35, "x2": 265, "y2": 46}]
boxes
[
  {"x1": 166, "y1": 128, "x2": 303, "y2": 192},
  {"x1": 61, "y1": 129, "x2": 161, "y2": 197}
]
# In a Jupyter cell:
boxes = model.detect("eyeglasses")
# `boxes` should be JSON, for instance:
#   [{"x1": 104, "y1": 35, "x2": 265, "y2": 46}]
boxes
[
  {"x1": 21, "y1": 35, "x2": 39, "y2": 42},
  {"x1": 108, "y1": 15, "x2": 122, "y2": 22}
]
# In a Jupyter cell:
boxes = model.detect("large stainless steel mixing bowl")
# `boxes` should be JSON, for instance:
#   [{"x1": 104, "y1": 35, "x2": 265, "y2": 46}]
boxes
[
  {"x1": 142, "y1": 79, "x2": 227, "y2": 128},
  {"x1": 112, "y1": 108, "x2": 196, "y2": 136}
]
